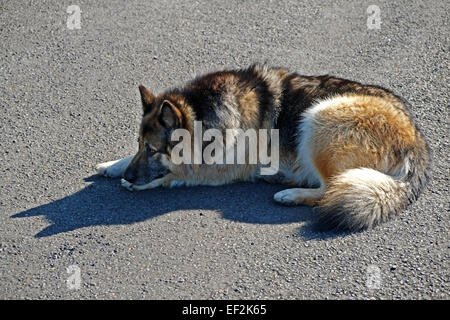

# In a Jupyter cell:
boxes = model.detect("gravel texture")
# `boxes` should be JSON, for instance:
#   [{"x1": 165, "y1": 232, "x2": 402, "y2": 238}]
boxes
[{"x1": 0, "y1": 0, "x2": 448, "y2": 299}]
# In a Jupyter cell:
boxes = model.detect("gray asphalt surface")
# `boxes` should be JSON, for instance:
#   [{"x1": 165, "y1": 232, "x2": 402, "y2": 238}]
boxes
[{"x1": 0, "y1": 0, "x2": 448, "y2": 299}]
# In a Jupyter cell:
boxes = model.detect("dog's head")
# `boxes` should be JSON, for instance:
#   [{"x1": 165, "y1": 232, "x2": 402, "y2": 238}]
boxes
[{"x1": 122, "y1": 85, "x2": 184, "y2": 184}]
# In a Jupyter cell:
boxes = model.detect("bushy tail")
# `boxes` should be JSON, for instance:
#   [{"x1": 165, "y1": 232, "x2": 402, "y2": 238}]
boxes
[{"x1": 317, "y1": 146, "x2": 431, "y2": 231}]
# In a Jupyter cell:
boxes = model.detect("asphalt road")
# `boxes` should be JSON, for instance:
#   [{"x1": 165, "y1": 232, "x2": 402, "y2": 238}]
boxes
[{"x1": 0, "y1": 0, "x2": 448, "y2": 299}]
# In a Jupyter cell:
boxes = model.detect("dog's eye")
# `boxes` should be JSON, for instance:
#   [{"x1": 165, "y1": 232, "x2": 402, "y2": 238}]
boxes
[{"x1": 145, "y1": 142, "x2": 158, "y2": 154}]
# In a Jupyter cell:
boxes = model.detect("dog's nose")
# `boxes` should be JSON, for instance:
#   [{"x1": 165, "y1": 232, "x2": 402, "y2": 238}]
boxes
[{"x1": 122, "y1": 170, "x2": 137, "y2": 183}]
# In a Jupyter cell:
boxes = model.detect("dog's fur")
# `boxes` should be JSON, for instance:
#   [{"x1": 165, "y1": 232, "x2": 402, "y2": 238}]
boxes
[{"x1": 96, "y1": 64, "x2": 431, "y2": 231}]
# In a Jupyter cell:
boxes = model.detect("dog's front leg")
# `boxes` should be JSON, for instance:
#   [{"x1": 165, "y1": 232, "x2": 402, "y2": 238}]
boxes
[
  {"x1": 121, "y1": 173, "x2": 181, "y2": 191},
  {"x1": 96, "y1": 155, "x2": 134, "y2": 178}
]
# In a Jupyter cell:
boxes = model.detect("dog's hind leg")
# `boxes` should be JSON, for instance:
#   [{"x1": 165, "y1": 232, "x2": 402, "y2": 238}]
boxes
[
  {"x1": 96, "y1": 155, "x2": 133, "y2": 178},
  {"x1": 274, "y1": 187, "x2": 325, "y2": 206}
]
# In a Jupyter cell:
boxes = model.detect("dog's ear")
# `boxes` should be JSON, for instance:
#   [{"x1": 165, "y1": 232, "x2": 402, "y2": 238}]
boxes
[
  {"x1": 138, "y1": 85, "x2": 155, "y2": 114},
  {"x1": 158, "y1": 100, "x2": 182, "y2": 128}
]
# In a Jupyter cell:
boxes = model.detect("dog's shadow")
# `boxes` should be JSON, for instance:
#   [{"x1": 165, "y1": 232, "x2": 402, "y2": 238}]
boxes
[{"x1": 12, "y1": 174, "x2": 342, "y2": 239}]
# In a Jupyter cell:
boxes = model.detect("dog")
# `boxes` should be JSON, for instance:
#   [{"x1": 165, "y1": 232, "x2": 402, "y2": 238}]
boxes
[{"x1": 96, "y1": 64, "x2": 431, "y2": 231}]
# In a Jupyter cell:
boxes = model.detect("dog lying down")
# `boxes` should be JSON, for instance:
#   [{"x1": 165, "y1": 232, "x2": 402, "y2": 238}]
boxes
[{"x1": 96, "y1": 64, "x2": 431, "y2": 231}]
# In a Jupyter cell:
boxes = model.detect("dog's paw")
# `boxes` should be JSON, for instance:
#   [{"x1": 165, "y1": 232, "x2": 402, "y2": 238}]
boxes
[
  {"x1": 96, "y1": 163, "x2": 109, "y2": 176},
  {"x1": 96, "y1": 160, "x2": 122, "y2": 177},
  {"x1": 121, "y1": 178, "x2": 135, "y2": 191},
  {"x1": 273, "y1": 189, "x2": 301, "y2": 206},
  {"x1": 120, "y1": 177, "x2": 168, "y2": 192}
]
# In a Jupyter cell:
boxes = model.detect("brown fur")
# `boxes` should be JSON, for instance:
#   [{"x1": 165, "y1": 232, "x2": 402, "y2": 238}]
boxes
[{"x1": 96, "y1": 64, "x2": 431, "y2": 231}]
